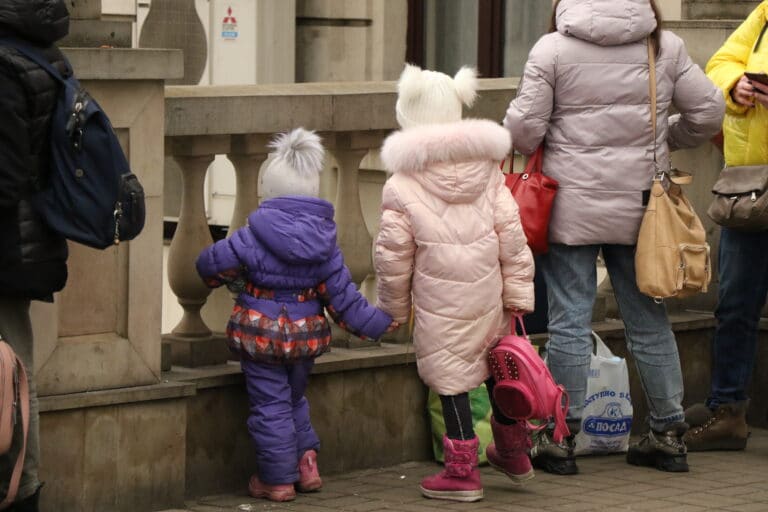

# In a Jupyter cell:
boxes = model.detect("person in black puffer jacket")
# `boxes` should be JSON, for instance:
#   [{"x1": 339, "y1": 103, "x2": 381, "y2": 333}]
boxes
[{"x1": 0, "y1": 1, "x2": 70, "y2": 510}]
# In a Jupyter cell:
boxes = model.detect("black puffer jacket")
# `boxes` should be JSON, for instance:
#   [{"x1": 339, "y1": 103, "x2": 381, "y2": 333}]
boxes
[{"x1": 0, "y1": 0, "x2": 70, "y2": 301}]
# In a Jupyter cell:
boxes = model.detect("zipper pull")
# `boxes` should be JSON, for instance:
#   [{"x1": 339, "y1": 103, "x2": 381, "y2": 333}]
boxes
[{"x1": 113, "y1": 202, "x2": 122, "y2": 245}]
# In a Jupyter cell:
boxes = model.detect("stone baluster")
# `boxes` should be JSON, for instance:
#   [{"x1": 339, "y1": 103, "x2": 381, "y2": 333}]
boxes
[
  {"x1": 163, "y1": 135, "x2": 231, "y2": 367},
  {"x1": 326, "y1": 131, "x2": 389, "y2": 347},
  {"x1": 197, "y1": 135, "x2": 272, "y2": 345},
  {"x1": 228, "y1": 134, "x2": 272, "y2": 231}
]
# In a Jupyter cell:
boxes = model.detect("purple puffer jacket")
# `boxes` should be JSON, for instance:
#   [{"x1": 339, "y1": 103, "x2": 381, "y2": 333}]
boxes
[{"x1": 196, "y1": 196, "x2": 392, "y2": 363}]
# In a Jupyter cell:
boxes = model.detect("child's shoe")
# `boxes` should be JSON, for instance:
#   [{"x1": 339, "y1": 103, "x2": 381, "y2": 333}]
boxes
[
  {"x1": 486, "y1": 417, "x2": 534, "y2": 484},
  {"x1": 420, "y1": 435, "x2": 483, "y2": 502},
  {"x1": 296, "y1": 449, "x2": 323, "y2": 492},
  {"x1": 248, "y1": 474, "x2": 296, "y2": 502}
]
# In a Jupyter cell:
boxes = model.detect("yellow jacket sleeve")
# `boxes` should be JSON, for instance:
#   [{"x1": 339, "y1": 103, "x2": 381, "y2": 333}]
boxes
[{"x1": 706, "y1": 3, "x2": 768, "y2": 115}]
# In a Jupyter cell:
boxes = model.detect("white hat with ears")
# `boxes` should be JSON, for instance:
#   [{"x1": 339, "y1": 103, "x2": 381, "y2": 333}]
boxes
[{"x1": 395, "y1": 64, "x2": 478, "y2": 129}]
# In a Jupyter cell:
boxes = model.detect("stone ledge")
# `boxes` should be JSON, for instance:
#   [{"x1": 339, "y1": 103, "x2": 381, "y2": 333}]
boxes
[
  {"x1": 163, "y1": 342, "x2": 418, "y2": 390},
  {"x1": 39, "y1": 380, "x2": 196, "y2": 413},
  {"x1": 164, "y1": 78, "x2": 518, "y2": 136},
  {"x1": 664, "y1": 20, "x2": 742, "y2": 29},
  {"x1": 529, "y1": 311, "x2": 716, "y2": 346},
  {"x1": 163, "y1": 312, "x2": 715, "y2": 388},
  {"x1": 62, "y1": 48, "x2": 184, "y2": 80}
]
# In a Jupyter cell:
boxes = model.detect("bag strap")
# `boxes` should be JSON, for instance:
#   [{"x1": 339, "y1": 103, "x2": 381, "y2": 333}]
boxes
[
  {"x1": 0, "y1": 37, "x2": 69, "y2": 84},
  {"x1": 0, "y1": 344, "x2": 29, "y2": 509},
  {"x1": 648, "y1": 39, "x2": 691, "y2": 187},
  {"x1": 648, "y1": 38, "x2": 659, "y2": 174},
  {"x1": 592, "y1": 331, "x2": 614, "y2": 359},
  {"x1": 511, "y1": 314, "x2": 528, "y2": 337},
  {"x1": 551, "y1": 385, "x2": 570, "y2": 444}
]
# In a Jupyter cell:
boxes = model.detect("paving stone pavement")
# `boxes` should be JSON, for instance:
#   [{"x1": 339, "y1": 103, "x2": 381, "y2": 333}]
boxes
[{"x1": 161, "y1": 429, "x2": 768, "y2": 512}]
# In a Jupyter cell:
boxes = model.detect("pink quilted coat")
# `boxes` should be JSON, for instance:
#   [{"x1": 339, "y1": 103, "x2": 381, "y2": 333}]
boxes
[{"x1": 375, "y1": 119, "x2": 535, "y2": 395}]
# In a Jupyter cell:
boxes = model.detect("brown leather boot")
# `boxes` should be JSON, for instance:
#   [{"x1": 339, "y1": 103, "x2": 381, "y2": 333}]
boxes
[{"x1": 683, "y1": 402, "x2": 749, "y2": 451}]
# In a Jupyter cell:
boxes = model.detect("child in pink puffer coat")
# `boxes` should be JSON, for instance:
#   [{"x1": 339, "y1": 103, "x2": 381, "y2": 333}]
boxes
[{"x1": 374, "y1": 64, "x2": 535, "y2": 502}]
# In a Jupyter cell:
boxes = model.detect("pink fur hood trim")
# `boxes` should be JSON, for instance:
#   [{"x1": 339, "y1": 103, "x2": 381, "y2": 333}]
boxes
[{"x1": 381, "y1": 119, "x2": 511, "y2": 174}]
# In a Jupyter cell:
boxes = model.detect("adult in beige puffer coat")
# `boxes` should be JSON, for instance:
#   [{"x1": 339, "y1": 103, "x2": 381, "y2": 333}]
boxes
[{"x1": 375, "y1": 65, "x2": 535, "y2": 502}]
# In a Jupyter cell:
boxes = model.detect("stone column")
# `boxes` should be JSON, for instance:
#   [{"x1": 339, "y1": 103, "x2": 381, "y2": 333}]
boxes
[
  {"x1": 163, "y1": 135, "x2": 232, "y2": 367},
  {"x1": 30, "y1": 49, "x2": 183, "y2": 396},
  {"x1": 325, "y1": 131, "x2": 388, "y2": 347}
]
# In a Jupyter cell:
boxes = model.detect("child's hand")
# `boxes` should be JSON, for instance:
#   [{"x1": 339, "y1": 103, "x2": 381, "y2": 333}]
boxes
[
  {"x1": 385, "y1": 321, "x2": 400, "y2": 333},
  {"x1": 506, "y1": 307, "x2": 531, "y2": 316}
]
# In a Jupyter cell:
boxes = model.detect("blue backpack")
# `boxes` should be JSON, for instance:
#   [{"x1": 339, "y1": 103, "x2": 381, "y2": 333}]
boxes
[{"x1": 1, "y1": 39, "x2": 145, "y2": 249}]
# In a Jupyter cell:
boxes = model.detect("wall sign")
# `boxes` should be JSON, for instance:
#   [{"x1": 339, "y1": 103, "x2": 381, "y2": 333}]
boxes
[{"x1": 221, "y1": 6, "x2": 238, "y2": 40}]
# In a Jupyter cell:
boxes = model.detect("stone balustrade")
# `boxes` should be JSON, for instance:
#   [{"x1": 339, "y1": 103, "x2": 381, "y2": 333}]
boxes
[{"x1": 162, "y1": 79, "x2": 519, "y2": 365}]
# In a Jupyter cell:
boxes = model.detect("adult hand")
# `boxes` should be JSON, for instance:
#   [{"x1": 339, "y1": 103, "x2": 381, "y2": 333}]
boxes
[
  {"x1": 732, "y1": 75, "x2": 755, "y2": 107},
  {"x1": 752, "y1": 80, "x2": 768, "y2": 109}
]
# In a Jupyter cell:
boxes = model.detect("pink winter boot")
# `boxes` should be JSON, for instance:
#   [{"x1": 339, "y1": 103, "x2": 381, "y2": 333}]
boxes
[
  {"x1": 296, "y1": 449, "x2": 323, "y2": 492},
  {"x1": 420, "y1": 435, "x2": 483, "y2": 502},
  {"x1": 486, "y1": 417, "x2": 535, "y2": 484},
  {"x1": 248, "y1": 475, "x2": 296, "y2": 502}
]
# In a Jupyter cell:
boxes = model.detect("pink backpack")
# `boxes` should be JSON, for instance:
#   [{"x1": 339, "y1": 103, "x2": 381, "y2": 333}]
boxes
[{"x1": 488, "y1": 316, "x2": 570, "y2": 443}]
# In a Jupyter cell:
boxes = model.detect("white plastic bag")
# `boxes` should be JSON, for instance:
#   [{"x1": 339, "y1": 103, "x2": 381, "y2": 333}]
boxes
[{"x1": 573, "y1": 332, "x2": 633, "y2": 455}]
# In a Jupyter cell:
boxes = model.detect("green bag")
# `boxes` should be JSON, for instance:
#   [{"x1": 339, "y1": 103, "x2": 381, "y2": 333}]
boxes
[{"x1": 427, "y1": 384, "x2": 493, "y2": 464}]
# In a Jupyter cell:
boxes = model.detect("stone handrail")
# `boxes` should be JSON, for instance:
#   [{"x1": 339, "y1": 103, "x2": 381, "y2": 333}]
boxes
[{"x1": 163, "y1": 79, "x2": 519, "y2": 365}]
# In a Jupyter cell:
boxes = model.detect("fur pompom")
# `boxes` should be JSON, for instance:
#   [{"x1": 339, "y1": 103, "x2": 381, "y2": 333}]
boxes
[
  {"x1": 453, "y1": 67, "x2": 478, "y2": 107},
  {"x1": 268, "y1": 128, "x2": 324, "y2": 177},
  {"x1": 397, "y1": 64, "x2": 423, "y2": 102}
]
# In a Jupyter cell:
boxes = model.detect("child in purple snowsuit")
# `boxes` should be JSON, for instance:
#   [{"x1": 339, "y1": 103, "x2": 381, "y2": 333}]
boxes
[{"x1": 196, "y1": 128, "x2": 396, "y2": 502}]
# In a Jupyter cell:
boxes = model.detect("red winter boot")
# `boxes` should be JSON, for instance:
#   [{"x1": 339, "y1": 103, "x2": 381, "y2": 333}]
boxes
[
  {"x1": 248, "y1": 475, "x2": 296, "y2": 502},
  {"x1": 420, "y1": 435, "x2": 483, "y2": 502},
  {"x1": 486, "y1": 417, "x2": 534, "y2": 484},
  {"x1": 296, "y1": 449, "x2": 323, "y2": 492}
]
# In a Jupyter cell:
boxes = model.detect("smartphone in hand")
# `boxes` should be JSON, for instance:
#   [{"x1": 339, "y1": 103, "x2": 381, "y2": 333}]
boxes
[{"x1": 745, "y1": 71, "x2": 768, "y2": 86}]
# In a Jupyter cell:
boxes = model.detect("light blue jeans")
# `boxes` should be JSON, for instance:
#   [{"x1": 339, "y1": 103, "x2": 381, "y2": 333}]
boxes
[{"x1": 541, "y1": 244, "x2": 685, "y2": 432}]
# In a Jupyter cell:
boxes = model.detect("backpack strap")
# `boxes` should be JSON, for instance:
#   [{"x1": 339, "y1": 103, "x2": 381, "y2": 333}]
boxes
[
  {"x1": 0, "y1": 343, "x2": 29, "y2": 509},
  {"x1": 551, "y1": 385, "x2": 570, "y2": 444},
  {"x1": 0, "y1": 37, "x2": 69, "y2": 84}
]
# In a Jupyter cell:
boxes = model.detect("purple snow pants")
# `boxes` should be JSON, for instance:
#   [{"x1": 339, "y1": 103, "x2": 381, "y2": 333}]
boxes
[{"x1": 241, "y1": 357, "x2": 320, "y2": 485}]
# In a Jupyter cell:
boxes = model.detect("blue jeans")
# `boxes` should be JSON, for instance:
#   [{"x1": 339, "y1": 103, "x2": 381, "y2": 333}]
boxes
[
  {"x1": 707, "y1": 227, "x2": 768, "y2": 408},
  {"x1": 541, "y1": 244, "x2": 685, "y2": 432}
]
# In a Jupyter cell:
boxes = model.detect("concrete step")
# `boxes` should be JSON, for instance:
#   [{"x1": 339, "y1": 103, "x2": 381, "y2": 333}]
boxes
[{"x1": 683, "y1": 0, "x2": 761, "y2": 20}]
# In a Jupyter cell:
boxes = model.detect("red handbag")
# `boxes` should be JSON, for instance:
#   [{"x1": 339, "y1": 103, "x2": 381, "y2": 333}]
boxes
[{"x1": 503, "y1": 146, "x2": 558, "y2": 255}]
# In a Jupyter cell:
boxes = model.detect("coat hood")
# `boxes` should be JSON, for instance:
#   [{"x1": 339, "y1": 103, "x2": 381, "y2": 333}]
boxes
[
  {"x1": 249, "y1": 196, "x2": 337, "y2": 265},
  {"x1": 556, "y1": 0, "x2": 656, "y2": 46},
  {"x1": 0, "y1": 0, "x2": 69, "y2": 45},
  {"x1": 381, "y1": 119, "x2": 510, "y2": 204}
]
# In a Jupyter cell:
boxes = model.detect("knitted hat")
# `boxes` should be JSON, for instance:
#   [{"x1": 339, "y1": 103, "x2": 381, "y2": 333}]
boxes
[
  {"x1": 395, "y1": 64, "x2": 479, "y2": 129},
  {"x1": 260, "y1": 128, "x2": 324, "y2": 200}
]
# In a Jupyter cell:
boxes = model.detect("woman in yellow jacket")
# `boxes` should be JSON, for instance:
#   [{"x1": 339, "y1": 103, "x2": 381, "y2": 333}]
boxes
[{"x1": 684, "y1": 2, "x2": 768, "y2": 451}]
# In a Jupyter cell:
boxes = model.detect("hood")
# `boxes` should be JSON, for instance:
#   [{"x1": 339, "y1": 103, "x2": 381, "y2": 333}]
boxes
[
  {"x1": 249, "y1": 196, "x2": 337, "y2": 265},
  {"x1": 556, "y1": 0, "x2": 656, "y2": 46},
  {"x1": 0, "y1": 0, "x2": 69, "y2": 46},
  {"x1": 381, "y1": 119, "x2": 510, "y2": 204}
]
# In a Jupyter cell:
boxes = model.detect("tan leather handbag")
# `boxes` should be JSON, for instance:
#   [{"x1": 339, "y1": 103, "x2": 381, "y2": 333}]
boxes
[
  {"x1": 0, "y1": 339, "x2": 29, "y2": 509},
  {"x1": 635, "y1": 40, "x2": 711, "y2": 301}
]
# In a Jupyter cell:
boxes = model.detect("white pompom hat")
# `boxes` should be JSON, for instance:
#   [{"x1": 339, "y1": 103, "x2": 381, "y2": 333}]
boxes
[
  {"x1": 395, "y1": 64, "x2": 479, "y2": 129},
  {"x1": 260, "y1": 128, "x2": 324, "y2": 200}
]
